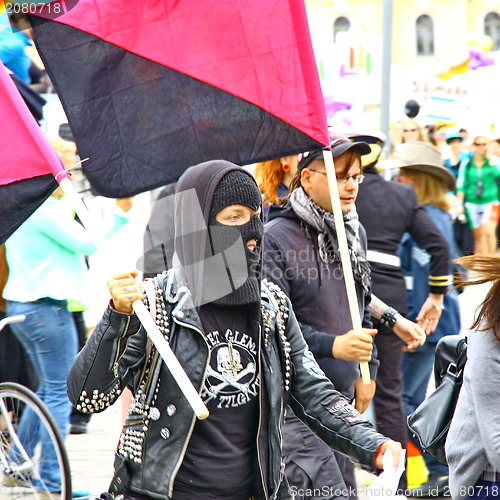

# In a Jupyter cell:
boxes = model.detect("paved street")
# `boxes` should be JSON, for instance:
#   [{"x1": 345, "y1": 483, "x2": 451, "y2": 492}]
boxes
[
  {"x1": 64, "y1": 277, "x2": 489, "y2": 497},
  {"x1": 66, "y1": 401, "x2": 381, "y2": 498},
  {"x1": 66, "y1": 400, "x2": 122, "y2": 497}
]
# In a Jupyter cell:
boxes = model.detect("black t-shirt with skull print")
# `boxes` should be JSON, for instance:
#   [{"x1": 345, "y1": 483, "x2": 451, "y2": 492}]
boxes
[{"x1": 173, "y1": 303, "x2": 260, "y2": 498}]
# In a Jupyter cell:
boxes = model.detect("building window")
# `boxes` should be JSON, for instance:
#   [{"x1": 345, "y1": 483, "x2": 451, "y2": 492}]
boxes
[
  {"x1": 333, "y1": 17, "x2": 351, "y2": 43},
  {"x1": 485, "y1": 12, "x2": 500, "y2": 51},
  {"x1": 416, "y1": 15, "x2": 434, "y2": 55}
]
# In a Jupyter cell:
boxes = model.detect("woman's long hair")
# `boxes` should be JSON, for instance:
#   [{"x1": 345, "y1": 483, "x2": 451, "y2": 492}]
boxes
[
  {"x1": 254, "y1": 159, "x2": 284, "y2": 205},
  {"x1": 398, "y1": 168, "x2": 451, "y2": 212},
  {"x1": 401, "y1": 119, "x2": 427, "y2": 142},
  {"x1": 455, "y1": 255, "x2": 500, "y2": 339}
]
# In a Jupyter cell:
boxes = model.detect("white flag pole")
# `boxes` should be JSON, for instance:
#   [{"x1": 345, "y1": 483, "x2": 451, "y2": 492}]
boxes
[
  {"x1": 131, "y1": 300, "x2": 210, "y2": 420},
  {"x1": 59, "y1": 176, "x2": 105, "y2": 248},
  {"x1": 322, "y1": 151, "x2": 371, "y2": 384},
  {"x1": 58, "y1": 176, "x2": 210, "y2": 419}
]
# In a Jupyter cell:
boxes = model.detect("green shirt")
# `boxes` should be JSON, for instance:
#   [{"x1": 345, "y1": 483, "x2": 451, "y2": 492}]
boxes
[{"x1": 456, "y1": 158, "x2": 500, "y2": 204}]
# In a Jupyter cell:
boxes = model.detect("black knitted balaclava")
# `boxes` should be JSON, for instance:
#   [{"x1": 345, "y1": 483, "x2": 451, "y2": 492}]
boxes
[{"x1": 206, "y1": 170, "x2": 263, "y2": 306}]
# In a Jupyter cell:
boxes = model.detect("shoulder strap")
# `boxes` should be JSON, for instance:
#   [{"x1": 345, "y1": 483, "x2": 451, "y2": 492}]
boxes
[
  {"x1": 139, "y1": 279, "x2": 156, "y2": 381},
  {"x1": 142, "y1": 279, "x2": 156, "y2": 321},
  {"x1": 262, "y1": 279, "x2": 292, "y2": 390},
  {"x1": 434, "y1": 335, "x2": 467, "y2": 386},
  {"x1": 456, "y1": 337, "x2": 468, "y2": 374}
]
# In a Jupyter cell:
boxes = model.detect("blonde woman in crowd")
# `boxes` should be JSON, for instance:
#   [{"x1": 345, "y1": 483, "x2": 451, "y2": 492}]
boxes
[
  {"x1": 393, "y1": 141, "x2": 461, "y2": 496},
  {"x1": 401, "y1": 119, "x2": 427, "y2": 144}
]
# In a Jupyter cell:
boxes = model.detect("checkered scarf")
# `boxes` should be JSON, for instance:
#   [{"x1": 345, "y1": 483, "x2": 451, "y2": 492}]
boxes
[{"x1": 289, "y1": 187, "x2": 371, "y2": 291}]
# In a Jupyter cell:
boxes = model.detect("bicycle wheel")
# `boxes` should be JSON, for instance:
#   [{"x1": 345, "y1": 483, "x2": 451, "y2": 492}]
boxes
[{"x1": 0, "y1": 382, "x2": 72, "y2": 499}]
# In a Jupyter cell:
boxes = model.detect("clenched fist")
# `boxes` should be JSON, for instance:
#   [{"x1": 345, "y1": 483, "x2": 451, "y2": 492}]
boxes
[{"x1": 107, "y1": 270, "x2": 145, "y2": 314}]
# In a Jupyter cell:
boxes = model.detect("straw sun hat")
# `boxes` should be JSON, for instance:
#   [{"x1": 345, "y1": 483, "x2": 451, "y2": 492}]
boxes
[{"x1": 388, "y1": 141, "x2": 456, "y2": 191}]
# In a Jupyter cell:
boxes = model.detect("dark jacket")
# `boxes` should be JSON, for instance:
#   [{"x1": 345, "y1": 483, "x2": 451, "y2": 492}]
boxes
[
  {"x1": 263, "y1": 205, "x2": 378, "y2": 400},
  {"x1": 68, "y1": 161, "x2": 389, "y2": 500},
  {"x1": 141, "y1": 182, "x2": 177, "y2": 278},
  {"x1": 398, "y1": 204, "x2": 461, "y2": 343},
  {"x1": 356, "y1": 170, "x2": 450, "y2": 314},
  {"x1": 67, "y1": 272, "x2": 388, "y2": 500}
]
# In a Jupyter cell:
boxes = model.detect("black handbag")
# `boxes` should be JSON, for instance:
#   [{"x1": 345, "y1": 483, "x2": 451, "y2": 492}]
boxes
[{"x1": 407, "y1": 335, "x2": 468, "y2": 465}]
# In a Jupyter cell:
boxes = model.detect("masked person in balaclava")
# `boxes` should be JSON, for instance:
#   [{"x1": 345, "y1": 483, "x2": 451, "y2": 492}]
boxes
[
  {"x1": 172, "y1": 163, "x2": 263, "y2": 307},
  {"x1": 67, "y1": 160, "x2": 402, "y2": 500}
]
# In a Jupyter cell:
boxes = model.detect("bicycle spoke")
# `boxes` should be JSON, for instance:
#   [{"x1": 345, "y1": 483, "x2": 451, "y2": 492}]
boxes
[{"x1": 0, "y1": 383, "x2": 71, "y2": 500}]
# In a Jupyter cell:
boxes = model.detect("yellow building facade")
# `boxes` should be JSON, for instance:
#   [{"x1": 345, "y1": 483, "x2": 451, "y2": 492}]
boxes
[{"x1": 305, "y1": 0, "x2": 500, "y2": 133}]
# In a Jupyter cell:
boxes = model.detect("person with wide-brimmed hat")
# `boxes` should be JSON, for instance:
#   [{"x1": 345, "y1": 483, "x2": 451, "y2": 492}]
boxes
[
  {"x1": 394, "y1": 140, "x2": 456, "y2": 192},
  {"x1": 391, "y1": 140, "x2": 462, "y2": 497},
  {"x1": 355, "y1": 134, "x2": 451, "y2": 492}
]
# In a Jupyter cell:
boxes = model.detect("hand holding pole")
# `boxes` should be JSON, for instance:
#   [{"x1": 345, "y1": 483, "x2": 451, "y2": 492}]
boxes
[
  {"x1": 322, "y1": 150, "x2": 371, "y2": 384},
  {"x1": 59, "y1": 177, "x2": 209, "y2": 419},
  {"x1": 132, "y1": 300, "x2": 209, "y2": 419}
]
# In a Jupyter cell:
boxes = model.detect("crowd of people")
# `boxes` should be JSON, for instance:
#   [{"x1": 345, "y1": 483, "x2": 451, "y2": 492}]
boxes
[
  {"x1": 3, "y1": 10, "x2": 500, "y2": 500},
  {"x1": 393, "y1": 119, "x2": 500, "y2": 259}
]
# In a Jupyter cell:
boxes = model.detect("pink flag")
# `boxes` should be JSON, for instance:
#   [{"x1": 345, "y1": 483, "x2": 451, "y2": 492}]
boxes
[
  {"x1": 0, "y1": 60, "x2": 67, "y2": 184},
  {"x1": 0, "y1": 60, "x2": 68, "y2": 242},
  {"x1": 29, "y1": 0, "x2": 329, "y2": 197}
]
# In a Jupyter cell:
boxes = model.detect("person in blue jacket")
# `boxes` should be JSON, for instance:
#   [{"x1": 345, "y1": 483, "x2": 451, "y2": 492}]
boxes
[
  {"x1": 442, "y1": 132, "x2": 469, "y2": 181},
  {"x1": 393, "y1": 141, "x2": 462, "y2": 497},
  {"x1": 0, "y1": 13, "x2": 33, "y2": 84}
]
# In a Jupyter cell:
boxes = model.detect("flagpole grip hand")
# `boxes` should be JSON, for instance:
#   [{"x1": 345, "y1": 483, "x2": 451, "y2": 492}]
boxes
[
  {"x1": 108, "y1": 272, "x2": 209, "y2": 420},
  {"x1": 59, "y1": 179, "x2": 209, "y2": 419},
  {"x1": 108, "y1": 271, "x2": 144, "y2": 314},
  {"x1": 132, "y1": 300, "x2": 210, "y2": 420},
  {"x1": 322, "y1": 151, "x2": 370, "y2": 385}
]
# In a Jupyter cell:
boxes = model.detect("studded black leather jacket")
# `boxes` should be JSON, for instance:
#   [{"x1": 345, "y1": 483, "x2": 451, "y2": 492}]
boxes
[{"x1": 67, "y1": 271, "x2": 389, "y2": 500}]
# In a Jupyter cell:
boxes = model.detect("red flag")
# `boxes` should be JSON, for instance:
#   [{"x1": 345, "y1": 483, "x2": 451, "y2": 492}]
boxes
[
  {"x1": 0, "y1": 60, "x2": 67, "y2": 243},
  {"x1": 29, "y1": 0, "x2": 329, "y2": 197}
]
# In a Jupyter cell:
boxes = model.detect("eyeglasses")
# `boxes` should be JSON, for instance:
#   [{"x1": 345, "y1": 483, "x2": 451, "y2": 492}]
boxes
[
  {"x1": 309, "y1": 169, "x2": 365, "y2": 184},
  {"x1": 473, "y1": 142, "x2": 488, "y2": 146},
  {"x1": 403, "y1": 128, "x2": 418, "y2": 133}
]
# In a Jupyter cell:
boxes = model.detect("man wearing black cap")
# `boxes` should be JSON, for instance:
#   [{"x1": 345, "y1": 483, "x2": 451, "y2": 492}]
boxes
[
  {"x1": 353, "y1": 133, "x2": 450, "y2": 491},
  {"x1": 263, "y1": 141, "x2": 425, "y2": 499},
  {"x1": 66, "y1": 160, "x2": 402, "y2": 500}
]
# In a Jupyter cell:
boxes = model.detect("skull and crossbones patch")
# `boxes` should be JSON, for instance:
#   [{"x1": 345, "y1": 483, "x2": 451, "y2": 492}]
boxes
[{"x1": 202, "y1": 328, "x2": 259, "y2": 409}]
